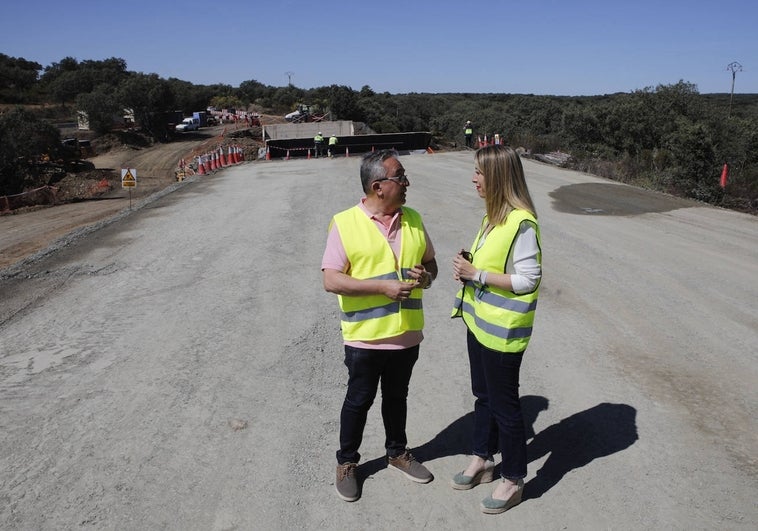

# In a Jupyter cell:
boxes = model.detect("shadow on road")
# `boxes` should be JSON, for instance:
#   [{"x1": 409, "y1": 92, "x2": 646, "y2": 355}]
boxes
[
  {"x1": 399, "y1": 396, "x2": 638, "y2": 499},
  {"x1": 523, "y1": 399, "x2": 638, "y2": 500}
]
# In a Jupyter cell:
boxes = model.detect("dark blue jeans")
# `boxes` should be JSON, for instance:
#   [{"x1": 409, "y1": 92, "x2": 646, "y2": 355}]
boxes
[
  {"x1": 336, "y1": 345, "x2": 420, "y2": 465},
  {"x1": 467, "y1": 330, "x2": 527, "y2": 480}
]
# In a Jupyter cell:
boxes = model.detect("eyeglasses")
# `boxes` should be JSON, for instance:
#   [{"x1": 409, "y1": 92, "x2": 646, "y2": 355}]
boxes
[{"x1": 375, "y1": 175, "x2": 409, "y2": 186}]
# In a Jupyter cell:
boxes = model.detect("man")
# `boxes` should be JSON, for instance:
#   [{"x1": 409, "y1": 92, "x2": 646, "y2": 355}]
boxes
[
  {"x1": 464, "y1": 120, "x2": 474, "y2": 148},
  {"x1": 328, "y1": 134, "x2": 338, "y2": 158},
  {"x1": 322, "y1": 149, "x2": 438, "y2": 502},
  {"x1": 314, "y1": 131, "x2": 324, "y2": 158}
]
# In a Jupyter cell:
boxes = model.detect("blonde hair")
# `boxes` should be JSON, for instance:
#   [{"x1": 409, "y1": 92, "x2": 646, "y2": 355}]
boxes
[{"x1": 474, "y1": 145, "x2": 536, "y2": 225}]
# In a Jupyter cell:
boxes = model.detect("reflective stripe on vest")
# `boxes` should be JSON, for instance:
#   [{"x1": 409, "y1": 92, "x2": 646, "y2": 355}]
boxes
[
  {"x1": 333, "y1": 206, "x2": 426, "y2": 341},
  {"x1": 451, "y1": 209, "x2": 540, "y2": 352}
]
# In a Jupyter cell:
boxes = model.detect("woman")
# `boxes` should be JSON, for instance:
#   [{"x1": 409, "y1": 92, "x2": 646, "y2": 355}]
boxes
[{"x1": 451, "y1": 145, "x2": 542, "y2": 514}]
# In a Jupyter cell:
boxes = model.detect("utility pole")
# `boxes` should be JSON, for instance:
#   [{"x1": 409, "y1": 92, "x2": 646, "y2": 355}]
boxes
[
  {"x1": 727, "y1": 61, "x2": 742, "y2": 118},
  {"x1": 285, "y1": 71, "x2": 294, "y2": 86}
]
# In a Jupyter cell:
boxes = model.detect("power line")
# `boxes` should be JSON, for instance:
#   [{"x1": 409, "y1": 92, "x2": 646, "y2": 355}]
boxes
[{"x1": 726, "y1": 61, "x2": 742, "y2": 118}]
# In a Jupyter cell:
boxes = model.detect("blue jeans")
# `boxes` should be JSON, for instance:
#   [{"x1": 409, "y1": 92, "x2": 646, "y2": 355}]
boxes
[
  {"x1": 336, "y1": 345, "x2": 420, "y2": 464},
  {"x1": 467, "y1": 330, "x2": 527, "y2": 480}
]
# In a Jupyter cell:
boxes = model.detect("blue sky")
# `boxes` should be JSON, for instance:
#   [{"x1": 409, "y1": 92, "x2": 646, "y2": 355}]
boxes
[{"x1": 2, "y1": 0, "x2": 756, "y2": 95}]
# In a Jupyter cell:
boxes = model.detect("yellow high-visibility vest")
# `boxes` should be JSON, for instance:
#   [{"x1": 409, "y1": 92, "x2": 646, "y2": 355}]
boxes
[
  {"x1": 452, "y1": 209, "x2": 541, "y2": 352},
  {"x1": 332, "y1": 205, "x2": 426, "y2": 341}
]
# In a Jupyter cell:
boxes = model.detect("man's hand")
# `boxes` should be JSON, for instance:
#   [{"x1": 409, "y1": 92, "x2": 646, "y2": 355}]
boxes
[
  {"x1": 406, "y1": 264, "x2": 432, "y2": 289},
  {"x1": 384, "y1": 279, "x2": 419, "y2": 301}
]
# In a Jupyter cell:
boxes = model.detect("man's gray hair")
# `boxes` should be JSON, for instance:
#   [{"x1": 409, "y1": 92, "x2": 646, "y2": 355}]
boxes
[{"x1": 360, "y1": 149, "x2": 399, "y2": 193}]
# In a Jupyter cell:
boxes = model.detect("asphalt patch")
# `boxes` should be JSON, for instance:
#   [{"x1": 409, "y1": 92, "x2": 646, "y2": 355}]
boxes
[{"x1": 549, "y1": 182, "x2": 698, "y2": 216}]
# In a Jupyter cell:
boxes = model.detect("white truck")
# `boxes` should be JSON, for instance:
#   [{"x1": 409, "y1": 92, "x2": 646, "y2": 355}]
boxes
[{"x1": 175, "y1": 117, "x2": 200, "y2": 132}]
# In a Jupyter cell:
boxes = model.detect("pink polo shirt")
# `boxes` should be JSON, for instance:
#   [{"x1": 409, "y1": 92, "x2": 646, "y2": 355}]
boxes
[{"x1": 322, "y1": 199, "x2": 435, "y2": 349}]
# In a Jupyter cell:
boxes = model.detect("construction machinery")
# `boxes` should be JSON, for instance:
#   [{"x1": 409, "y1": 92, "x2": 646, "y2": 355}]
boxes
[{"x1": 284, "y1": 104, "x2": 327, "y2": 123}]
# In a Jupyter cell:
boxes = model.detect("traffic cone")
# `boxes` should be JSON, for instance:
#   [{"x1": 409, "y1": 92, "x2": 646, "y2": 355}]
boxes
[
  {"x1": 197, "y1": 156, "x2": 206, "y2": 175},
  {"x1": 307, "y1": 149, "x2": 311, "y2": 159},
  {"x1": 345, "y1": 147, "x2": 349, "y2": 158},
  {"x1": 228, "y1": 146, "x2": 235, "y2": 164},
  {"x1": 266, "y1": 147, "x2": 271, "y2": 160},
  {"x1": 203, "y1": 154, "x2": 211, "y2": 173},
  {"x1": 210, "y1": 151, "x2": 217, "y2": 170},
  {"x1": 220, "y1": 147, "x2": 228, "y2": 167},
  {"x1": 286, "y1": 149, "x2": 290, "y2": 160},
  {"x1": 720, "y1": 163, "x2": 729, "y2": 188}
]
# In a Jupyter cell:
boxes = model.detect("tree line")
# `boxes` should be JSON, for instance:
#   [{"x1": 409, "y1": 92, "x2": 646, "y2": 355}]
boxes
[{"x1": 1, "y1": 53, "x2": 755, "y2": 213}]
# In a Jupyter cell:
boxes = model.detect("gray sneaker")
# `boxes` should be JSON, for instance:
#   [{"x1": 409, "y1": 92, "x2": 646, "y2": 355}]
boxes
[
  {"x1": 335, "y1": 463, "x2": 359, "y2": 502},
  {"x1": 387, "y1": 451, "x2": 433, "y2": 484}
]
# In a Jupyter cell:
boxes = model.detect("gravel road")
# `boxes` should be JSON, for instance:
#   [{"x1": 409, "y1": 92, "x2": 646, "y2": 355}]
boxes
[{"x1": 1, "y1": 152, "x2": 756, "y2": 530}]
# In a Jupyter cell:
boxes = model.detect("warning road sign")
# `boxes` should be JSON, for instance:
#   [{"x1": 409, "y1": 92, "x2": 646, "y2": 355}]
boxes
[{"x1": 121, "y1": 168, "x2": 137, "y2": 189}]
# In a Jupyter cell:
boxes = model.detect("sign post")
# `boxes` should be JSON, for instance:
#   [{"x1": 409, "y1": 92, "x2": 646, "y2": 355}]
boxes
[
  {"x1": 177, "y1": 158, "x2": 185, "y2": 182},
  {"x1": 121, "y1": 168, "x2": 137, "y2": 209}
]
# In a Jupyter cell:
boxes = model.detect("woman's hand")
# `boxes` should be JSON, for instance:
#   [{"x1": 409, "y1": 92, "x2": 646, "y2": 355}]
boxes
[{"x1": 452, "y1": 250, "x2": 477, "y2": 282}]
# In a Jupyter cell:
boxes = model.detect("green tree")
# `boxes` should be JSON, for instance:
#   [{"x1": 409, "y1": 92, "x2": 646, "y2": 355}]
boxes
[
  {"x1": 77, "y1": 85, "x2": 121, "y2": 135},
  {"x1": 357, "y1": 94, "x2": 396, "y2": 133},
  {"x1": 562, "y1": 106, "x2": 602, "y2": 150},
  {"x1": 167, "y1": 78, "x2": 216, "y2": 113},
  {"x1": 359, "y1": 85, "x2": 375, "y2": 98},
  {"x1": 39, "y1": 56, "x2": 79, "y2": 85},
  {"x1": 238, "y1": 79, "x2": 270, "y2": 105},
  {"x1": 117, "y1": 73, "x2": 176, "y2": 140},
  {"x1": 48, "y1": 69, "x2": 94, "y2": 105},
  {"x1": 41, "y1": 56, "x2": 130, "y2": 105},
  {"x1": 209, "y1": 95, "x2": 244, "y2": 111},
  {"x1": 328, "y1": 85, "x2": 360, "y2": 121},
  {"x1": 0, "y1": 107, "x2": 64, "y2": 195},
  {"x1": 270, "y1": 85, "x2": 305, "y2": 113},
  {"x1": 666, "y1": 119, "x2": 718, "y2": 201},
  {"x1": 80, "y1": 57, "x2": 128, "y2": 87},
  {"x1": 0, "y1": 54, "x2": 41, "y2": 103}
]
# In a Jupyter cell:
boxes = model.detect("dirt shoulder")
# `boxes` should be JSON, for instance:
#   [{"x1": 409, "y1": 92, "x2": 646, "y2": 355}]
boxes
[{"x1": 0, "y1": 124, "x2": 263, "y2": 272}]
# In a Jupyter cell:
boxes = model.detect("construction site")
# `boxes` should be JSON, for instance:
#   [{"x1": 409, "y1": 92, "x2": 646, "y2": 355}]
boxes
[
  {"x1": 262, "y1": 120, "x2": 432, "y2": 160},
  {"x1": 0, "y1": 105, "x2": 434, "y2": 219}
]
